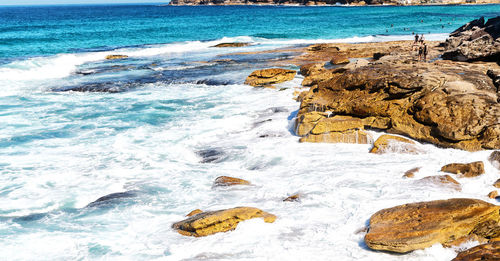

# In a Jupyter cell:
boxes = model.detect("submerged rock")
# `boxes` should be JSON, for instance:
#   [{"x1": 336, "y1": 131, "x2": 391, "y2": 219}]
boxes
[
  {"x1": 489, "y1": 151, "x2": 500, "y2": 169},
  {"x1": 494, "y1": 179, "x2": 500, "y2": 188},
  {"x1": 212, "y1": 42, "x2": 250, "y2": 48},
  {"x1": 86, "y1": 191, "x2": 137, "y2": 207},
  {"x1": 416, "y1": 175, "x2": 461, "y2": 191},
  {"x1": 245, "y1": 68, "x2": 296, "y2": 87},
  {"x1": 369, "y1": 134, "x2": 417, "y2": 154},
  {"x1": 213, "y1": 176, "x2": 251, "y2": 187},
  {"x1": 441, "y1": 161, "x2": 485, "y2": 178},
  {"x1": 403, "y1": 167, "x2": 420, "y2": 178},
  {"x1": 172, "y1": 207, "x2": 276, "y2": 237},
  {"x1": 488, "y1": 190, "x2": 499, "y2": 199},
  {"x1": 196, "y1": 148, "x2": 226, "y2": 163},
  {"x1": 452, "y1": 241, "x2": 500, "y2": 261},
  {"x1": 365, "y1": 198, "x2": 500, "y2": 253},
  {"x1": 283, "y1": 193, "x2": 301, "y2": 202},
  {"x1": 105, "y1": 54, "x2": 128, "y2": 60}
]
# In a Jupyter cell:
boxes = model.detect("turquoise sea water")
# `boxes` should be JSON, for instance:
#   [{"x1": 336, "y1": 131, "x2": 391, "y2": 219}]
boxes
[{"x1": 1, "y1": 4, "x2": 500, "y2": 260}]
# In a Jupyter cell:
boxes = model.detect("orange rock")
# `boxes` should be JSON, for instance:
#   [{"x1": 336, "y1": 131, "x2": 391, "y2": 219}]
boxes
[
  {"x1": 330, "y1": 54, "x2": 349, "y2": 65},
  {"x1": 186, "y1": 209, "x2": 203, "y2": 217},
  {"x1": 441, "y1": 161, "x2": 485, "y2": 178},
  {"x1": 403, "y1": 167, "x2": 420, "y2": 178},
  {"x1": 172, "y1": 207, "x2": 276, "y2": 237},
  {"x1": 443, "y1": 234, "x2": 488, "y2": 248},
  {"x1": 364, "y1": 198, "x2": 500, "y2": 253},
  {"x1": 452, "y1": 241, "x2": 500, "y2": 261},
  {"x1": 488, "y1": 191, "x2": 498, "y2": 199},
  {"x1": 245, "y1": 68, "x2": 296, "y2": 87},
  {"x1": 283, "y1": 193, "x2": 301, "y2": 202},
  {"x1": 370, "y1": 134, "x2": 417, "y2": 154},
  {"x1": 213, "y1": 176, "x2": 251, "y2": 187},
  {"x1": 212, "y1": 42, "x2": 249, "y2": 48},
  {"x1": 494, "y1": 179, "x2": 500, "y2": 189},
  {"x1": 105, "y1": 54, "x2": 128, "y2": 60}
]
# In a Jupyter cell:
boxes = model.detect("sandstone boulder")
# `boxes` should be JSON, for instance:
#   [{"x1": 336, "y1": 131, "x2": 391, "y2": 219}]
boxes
[
  {"x1": 212, "y1": 42, "x2": 250, "y2": 48},
  {"x1": 186, "y1": 209, "x2": 203, "y2": 217},
  {"x1": 442, "y1": 16, "x2": 500, "y2": 62},
  {"x1": 494, "y1": 179, "x2": 500, "y2": 188},
  {"x1": 105, "y1": 54, "x2": 128, "y2": 60},
  {"x1": 441, "y1": 161, "x2": 485, "y2": 178},
  {"x1": 364, "y1": 198, "x2": 500, "y2": 253},
  {"x1": 283, "y1": 193, "x2": 301, "y2": 202},
  {"x1": 488, "y1": 190, "x2": 499, "y2": 199},
  {"x1": 172, "y1": 207, "x2": 276, "y2": 237},
  {"x1": 213, "y1": 176, "x2": 251, "y2": 187},
  {"x1": 452, "y1": 241, "x2": 500, "y2": 261},
  {"x1": 370, "y1": 134, "x2": 417, "y2": 154},
  {"x1": 245, "y1": 68, "x2": 296, "y2": 87}
]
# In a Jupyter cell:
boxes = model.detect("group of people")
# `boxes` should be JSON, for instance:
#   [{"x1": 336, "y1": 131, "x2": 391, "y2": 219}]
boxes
[{"x1": 413, "y1": 34, "x2": 429, "y2": 61}]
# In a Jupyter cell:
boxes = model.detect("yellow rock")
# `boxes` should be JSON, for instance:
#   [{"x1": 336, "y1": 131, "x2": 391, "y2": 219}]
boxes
[
  {"x1": 186, "y1": 209, "x2": 203, "y2": 217},
  {"x1": 310, "y1": 116, "x2": 364, "y2": 135},
  {"x1": 245, "y1": 68, "x2": 296, "y2": 87},
  {"x1": 299, "y1": 129, "x2": 372, "y2": 144},
  {"x1": 295, "y1": 111, "x2": 326, "y2": 136},
  {"x1": 365, "y1": 198, "x2": 500, "y2": 253},
  {"x1": 403, "y1": 167, "x2": 420, "y2": 178},
  {"x1": 370, "y1": 134, "x2": 417, "y2": 154},
  {"x1": 441, "y1": 161, "x2": 485, "y2": 178},
  {"x1": 213, "y1": 176, "x2": 251, "y2": 187},
  {"x1": 172, "y1": 207, "x2": 276, "y2": 237},
  {"x1": 105, "y1": 54, "x2": 128, "y2": 60},
  {"x1": 488, "y1": 191, "x2": 498, "y2": 199},
  {"x1": 452, "y1": 241, "x2": 500, "y2": 261},
  {"x1": 494, "y1": 179, "x2": 500, "y2": 189}
]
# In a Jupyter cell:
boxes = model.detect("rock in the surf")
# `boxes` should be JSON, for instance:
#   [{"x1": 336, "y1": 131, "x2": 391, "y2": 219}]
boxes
[
  {"x1": 364, "y1": 198, "x2": 500, "y2": 253},
  {"x1": 172, "y1": 207, "x2": 276, "y2": 237},
  {"x1": 494, "y1": 179, "x2": 500, "y2": 188},
  {"x1": 297, "y1": 115, "x2": 372, "y2": 144},
  {"x1": 105, "y1": 54, "x2": 129, "y2": 60},
  {"x1": 212, "y1": 42, "x2": 250, "y2": 48},
  {"x1": 186, "y1": 209, "x2": 203, "y2": 217},
  {"x1": 213, "y1": 176, "x2": 251, "y2": 187},
  {"x1": 283, "y1": 193, "x2": 301, "y2": 202},
  {"x1": 245, "y1": 68, "x2": 296, "y2": 87},
  {"x1": 403, "y1": 167, "x2": 420, "y2": 178},
  {"x1": 452, "y1": 241, "x2": 500, "y2": 261},
  {"x1": 489, "y1": 151, "x2": 500, "y2": 169},
  {"x1": 416, "y1": 175, "x2": 461, "y2": 191},
  {"x1": 369, "y1": 134, "x2": 417, "y2": 154},
  {"x1": 488, "y1": 190, "x2": 499, "y2": 199},
  {"x1": 441, "y1": 161, "x2": 485, "y2": 178}
]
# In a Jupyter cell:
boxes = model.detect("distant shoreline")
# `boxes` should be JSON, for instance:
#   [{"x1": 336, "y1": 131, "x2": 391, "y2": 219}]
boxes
[{"x1": 167, "y1": 2, "x2": 500, "y2": 6}]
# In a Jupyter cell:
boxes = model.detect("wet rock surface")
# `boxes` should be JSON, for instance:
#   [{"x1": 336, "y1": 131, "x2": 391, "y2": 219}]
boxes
[
  {"x1": 364, "y1": 198, "x2": 500, "y2": 253},
  {"x1": 370, "y1": 134, "x2": 417, "y2": 154},
  {"x1": 441, "y1": 161, "x2": 485, "y2": 178},
  {"x1": 245, "y1": 68, "x2": 296, "y2": 87},
  {"x1": 213, "y1": 176, "x2": 251, "y2": 187},
  {"x1": 172, "y1": 207, "x2": 276, "y2": 237},
  {"x1": 452, "y1": 241, "x2": 500, "y2": 261}
]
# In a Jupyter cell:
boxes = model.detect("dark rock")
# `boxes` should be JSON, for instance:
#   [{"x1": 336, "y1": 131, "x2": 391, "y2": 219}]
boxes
[
  {"x1": 87, "y1": 191, "x2": 137, "y2": 207},
  {"x1": 196, "y1": 148, "x2": 226, "y2": 163}
]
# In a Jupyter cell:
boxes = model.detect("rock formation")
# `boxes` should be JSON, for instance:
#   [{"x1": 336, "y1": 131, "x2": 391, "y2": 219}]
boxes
[
  {"x1": 213, "y1": 176, "x2": 251, "y2": 186},
  {"x1": 369, "y1": 134, "x2": 417, "y2": 154},
  {"x1": 172, "y1": 207, "x2": 276, "y2": 237},
  {"x1": 442, "y1": 16, "x2": 500, "y2": 63},
  {"x1": 364, "y1": 198, "x2": 500, "y2": 253},
  {"x1": 245, "y1": 68, "x2": 296, "y2": 87},
  {"x1": 294, "y1": 18, "x2": 500, "y2": 150},
  {"x1": 441, "y1": 161, "x2": 485, "y2": 178},
  {"x1": 452, "y1": 241, "x2": 500, "y2": 261},
  {"x1": 212, "y1": 42, "x2": 250, "y2": 48},
  {"x1": 296, "y1": 114, "x2": 372, "y2": 144},
  {"x1": 416, "y1": 175, "x2": 461, "y2": 191},
  {"x1": 489, "y1": 151, "x2": 500, "y2": 169},
  {"x1": 105, "y1": 54, "x2": 128, "y2": 60}
]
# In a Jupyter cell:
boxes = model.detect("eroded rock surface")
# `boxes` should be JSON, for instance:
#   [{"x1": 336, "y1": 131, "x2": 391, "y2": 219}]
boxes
[
  {"x1": 245, "y1": 68, "x2": 296, "y2": 87},
  {"x1": 489, "y1": 151, "x2": 500, "y2": 169},
  {"x1": 452, "y1": 241, "x2": 500, "y2": 261},
  {"x1": 370, "y1": 134, "x2": 417, "y2": 154},
  {"x1": 172, "y1": 207, "x2": 276, "y2": 237},
  {"x1": 213, "y1": 176, "x2": 251, "y2": 187},
  {"x1": 297, "y1": 115, "x2": 372, "y2": 144},
  {"x1": 416, "y1": 175, "x2": 461, "y2": 191},
  {"x1": 441, "y1": 161, "x2": 485, "y2": 178},
  {"x1": 364, "y1": 198, "x2": 500, "y2": 253},
  {"x1": 105, "y1": 54, "x2": 128, "y2": 60},
  {"x1": 212, "y1": 42, "x2": 250, "y2": 48}
]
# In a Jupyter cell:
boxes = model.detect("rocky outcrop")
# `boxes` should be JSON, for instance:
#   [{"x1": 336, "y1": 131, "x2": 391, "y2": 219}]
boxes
[
  {"x1": 330, "y1": 54, "x2": 349, "y2": 65},
  {"x1": 364, "y1": 198, "x2": 500, "y2": 253},
  {"x1": 296, "y1": 47, "x2": 500, "y2": 151},
  {"x1": 452, "y1": 241, "x2": 500, "y2": 261},
  {"x1": 494, "y1": 179, "x2": 500, "y2": 188},
  {"x1": 369, "y1": 134, "x2": 417, "y2": 154},
  {"x1": 442, "y1": 16, "x2": 500, "y2": 63},
  {"x1": 441, "y1": 161, "x2": 485, "y2": 178},
  {"x1": 186, "y1": 209, "x2": 203, "y2": 216},
  {"x1": 105, "y1": 55, "x2": 128, "y2": 60},
  {"x1": 245, "y1": 68, "x2": 296, "y2": 87},
  {"x1": 213, "y1": 176, "x2": 251, "y2": 186},
  {"x1": 403, "y1": 167, "x2": 420, "y2": 178},
  {"x1": 172, "y1": 207, "x2": 276, "y2": 237},
  {"x1": 283, "y1": 193, "x2": 301, "y2": 202},
  {"x1": 488, "y1": 190, "x2": 498, "y2": 199}
]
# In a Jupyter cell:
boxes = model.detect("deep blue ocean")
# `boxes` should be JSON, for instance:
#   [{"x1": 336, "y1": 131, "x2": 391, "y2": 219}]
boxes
[{"x1": 1, "y1": 4, "x2": 500, "y2": 260}]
